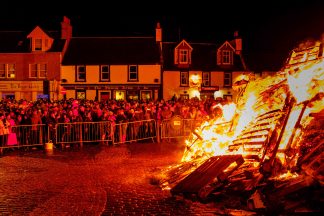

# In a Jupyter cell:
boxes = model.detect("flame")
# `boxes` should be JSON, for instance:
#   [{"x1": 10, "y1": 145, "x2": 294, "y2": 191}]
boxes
[
  {"x1": 287, "y1": 59, "x2": 324, "y2": 103},
  {"x1": 180, "y1": 41, "x2": 324, "y2": 173},
  {"x1": 272, "y1": 170, "x2": 299, "y2": 181}
]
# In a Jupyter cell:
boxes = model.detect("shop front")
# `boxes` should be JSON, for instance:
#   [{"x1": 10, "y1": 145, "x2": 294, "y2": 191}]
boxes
[
  {"x1": 200, "y1": 86, "x2": 219, "y2": 100},
  {"x1": 63, "y1": 84, "x2": 160, "y2": 101}
]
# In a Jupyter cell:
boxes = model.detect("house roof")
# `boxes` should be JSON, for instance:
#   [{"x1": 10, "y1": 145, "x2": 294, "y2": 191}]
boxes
[
  {"x1": 0, "y1": 29, "x2": 65, "y2": 53},
  {"x1": 162, "y1": 41, "x2": 246, "y2": 71},
  {"x1": 62, "y1": 37, "x2": 161, "y2": 65}
]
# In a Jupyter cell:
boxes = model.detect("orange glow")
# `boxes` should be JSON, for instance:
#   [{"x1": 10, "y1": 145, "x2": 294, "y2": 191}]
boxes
[{"x1": 176, "y1": 40, "x2": 324, "y2": 182}]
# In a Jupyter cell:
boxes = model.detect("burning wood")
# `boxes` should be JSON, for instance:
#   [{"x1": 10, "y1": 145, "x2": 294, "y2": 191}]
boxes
[{"x1": 157, "y1": 39, "x2": 324, "y2": 214}]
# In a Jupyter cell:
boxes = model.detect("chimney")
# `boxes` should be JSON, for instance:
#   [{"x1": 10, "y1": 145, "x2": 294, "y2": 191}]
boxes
[
  {"x1": 156, "y1": 22, "x2": 162, "y2": 42},
  {"x1": 61, "y1": 16, "x2": 72, "y2": 40},
  {"x1": 234, "y1": 31, "x2": 242, "y2": 54}
]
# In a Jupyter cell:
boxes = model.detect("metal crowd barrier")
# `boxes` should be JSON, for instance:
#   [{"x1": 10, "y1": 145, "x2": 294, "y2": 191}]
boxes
[
  {"x1": 0, "y1": 119, "x2": 158, "y2": 155},
  {"x1": 160, "y1": 116, "x2": 202, "y2": 140},
  {"x1": 55, "y1": 121, "x2": 112, "y2": 148},
  {"x1": 0, "y1": 124, "x2": 48, "y2": 152},
  {"x1": 112, "y1": 119, "x2": 157, "y2": 145}
]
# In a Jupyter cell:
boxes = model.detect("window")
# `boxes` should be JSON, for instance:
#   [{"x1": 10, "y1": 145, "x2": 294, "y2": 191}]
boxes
[
  {"x1": 128, "y1": 65, "x2": 138, "y2": 81},
  {"x1": 141, "y1": 90, "x2": 152, "y2": 100},
  {"x1": 29, "y1": 63, "x2": 47, "y2": 78},
  {"x1": 202, "y1": 72, "x2": 210, "y2": 86},
  {"x1": 76, "y1": 89, "x2": 86, "y2": 100},
  {"x1": 100, "y1": 65, "x2": 110, "y2": 81},
  {"x1": 224, "y1": 72, "x2": 232, "y2": 86},
  {"x1": 76, "y1": 65, "x2": 86, "y2": 82},
  {"x1": 35, "y1": 39, "x2": 42, "y2": 51},
  {"x1": 222, "y1": 50, "x2": 233, "y2": 64},
  {"x1": 179, "y1": 49, "x2": 189, "y2": 64},
  {"x1": 180, "y1": 71, "x2": 189, "y2": 86},
  {"x1": 0, "y1": 64, "x2": 15, "y2": 79}
]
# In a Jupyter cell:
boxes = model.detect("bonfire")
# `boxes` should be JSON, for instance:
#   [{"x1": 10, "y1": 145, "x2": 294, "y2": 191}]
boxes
[{"x1": 157, "y1": 39, "x2": 324, "y2": 214}]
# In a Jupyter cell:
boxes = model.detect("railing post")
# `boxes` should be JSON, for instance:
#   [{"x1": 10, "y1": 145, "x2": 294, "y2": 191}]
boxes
[
  {"x1": 157, "y1": 122, "x2": 161, "y2": 143},
  {"x1": 79, "y1": 123, "x2": 83, "y2": 148}
]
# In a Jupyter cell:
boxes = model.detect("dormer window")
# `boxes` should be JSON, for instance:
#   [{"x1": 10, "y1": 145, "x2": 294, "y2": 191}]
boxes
[
  {"x1": 222, "y1": 50, "x2": 233, "y2": 64},
  {"x1": 35, "y1": 39, "x2": 42, "y2": 51},
  {"x1": 174, "y1": 40, "x2": 193, "y2": 66},
  {"x1": 217, "y1": 41, "x2": 235, "y2": 66},
  {"x1": 179, "y1": 49, "x2": 189, "y2": 64},
  {"x1": 27, "y1": 26, "x2": 54, "y2": 52}
]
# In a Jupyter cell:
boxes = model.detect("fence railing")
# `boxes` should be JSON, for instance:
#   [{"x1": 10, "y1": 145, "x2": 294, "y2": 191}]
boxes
[
  {"x1": 112, "y1": 119, "x2": 157, "y2": 145},
  {"x1": 55, "y1": 121, "x2": 113, "y2": 148},
  {"x1": 0, "y1": 117, "x2": 217, "y2": 154},
  {"x1": 0, "y1": 119, "x2": 158, "y2": 154},
  {"x1": 0, "y1": 124, "x2": 48, "y2": 150},
  {"x1": 160, "y1": 116, "x2": 203, "y2": 140}
]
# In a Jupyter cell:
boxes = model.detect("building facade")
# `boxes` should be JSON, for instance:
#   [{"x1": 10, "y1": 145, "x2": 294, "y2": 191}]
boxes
[
  {"x1": 0, "y1": 17, "x2": 71, "y2": 101},
  {"x1": 61, "y1": 35, "x2": 162, "y2": 101}
]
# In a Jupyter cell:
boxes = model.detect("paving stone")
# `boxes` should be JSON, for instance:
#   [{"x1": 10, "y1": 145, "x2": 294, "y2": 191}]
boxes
[{"x1": 0, "y1": 142, "x2": 219, "y2": 215}]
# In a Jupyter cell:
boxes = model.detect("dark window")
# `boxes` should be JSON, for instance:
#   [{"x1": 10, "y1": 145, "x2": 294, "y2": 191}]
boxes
[
  {"x1": 224, "y1": 72, "x2": 232, "y2": 86},
  {"x1": 128, "y1": 65, "x2": 138, "y2": 81},
  {"x1": 76, "y1": 65, "x2": 86, "y2": 82},
  {"x1": 202, "y1": 72, "x2": 210, "y2": 86},
  {"x1": 180, "y1": 71, "x2": 189, "y2": 86},
  {"x1": 100, "y1": 65, "x2": 110, "y2": 81}
]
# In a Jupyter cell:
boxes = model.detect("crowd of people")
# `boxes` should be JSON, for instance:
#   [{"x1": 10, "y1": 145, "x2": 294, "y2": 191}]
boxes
[{"x1": 0, "y1": 97, "x2": 229, "y2": 149}]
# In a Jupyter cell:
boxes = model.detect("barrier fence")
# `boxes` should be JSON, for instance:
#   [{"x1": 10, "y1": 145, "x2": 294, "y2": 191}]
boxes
[
  {"x1": 56, "y1": 121, "x2": 112, "y2": 148},
  {"x1": 160, "y1": 116, "x2": 202, "y2": 140},
  {"x1": 112, "y1": 119, "x2": 157, "y2": 145},
  {"x1": 0, "y1": 117, "x2": 215, "y2": 155},
  {"x1": 0, "y1": 124, "x2": 48, "y2": 151}
]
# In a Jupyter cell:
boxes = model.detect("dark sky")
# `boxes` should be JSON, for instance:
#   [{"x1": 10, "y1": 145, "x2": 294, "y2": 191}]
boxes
[{"x1": 1, "y1": 0, "x2": 324, "y2": 71}]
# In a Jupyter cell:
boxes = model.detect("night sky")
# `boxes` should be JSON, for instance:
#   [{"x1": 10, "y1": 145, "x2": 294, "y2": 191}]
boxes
[{"x1": 1, "y1": 0, "x2": 324, "y2": 71}]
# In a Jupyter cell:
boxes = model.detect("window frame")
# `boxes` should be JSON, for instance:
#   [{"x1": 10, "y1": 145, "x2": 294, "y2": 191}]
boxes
[
  {"x1": 76, "y1": 65, "x2": 86, "y2": 82},
  {"x1": 75, "y1": 89, "x2": 86, "y2": 100},
  {"x1": 0, "y1": 63, "x2": 16, "y2": 79},
  {"x1": 202, "y1": 72, "x2": 210, "y2": 87},
  {"x1": 222, "y1": 50, "x2": 233, "y2": 65},
  {"x1": 128, "y1": 65, "x2": 138, "y2": 82},
  {"x1": 34, "y1": 38, "x2": 42, "y2": 51},
  {"x1": 179, "y1": 49, "x2": 189, "y2": 64},
  {"x1": 29, "y1": 63, "x2": 47, "y2": 79},
  {"x1": 224, "y1": 72, "x2": 232, "y2": 87},
  {"x1": 100, "y1": 65, "x2": 110, "y2": 82},
  {"x1": 180, "y1": 71, "x2": 189, "y2": 87}
]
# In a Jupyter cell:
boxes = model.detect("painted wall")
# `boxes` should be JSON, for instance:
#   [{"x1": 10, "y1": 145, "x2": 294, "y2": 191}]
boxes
[
  {"x1": 0, "y1": 52, "x2": 61, "y2": 81},
  {"x1": 62, "y1": 65, "x2": 161, "y2": 84}
]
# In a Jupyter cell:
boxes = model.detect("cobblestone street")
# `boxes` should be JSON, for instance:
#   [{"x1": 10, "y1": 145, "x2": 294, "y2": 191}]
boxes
[{"x1": 0, "y1": 142, "x2": 219, "y2": 215}]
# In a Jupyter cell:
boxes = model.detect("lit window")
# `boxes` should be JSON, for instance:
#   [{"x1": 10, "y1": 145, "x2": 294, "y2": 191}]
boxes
[
  {"x1": 224, "y1": 72, "x2": 232, "y2": 86},
  {"x1": 128, "y1": 65, "x2": 138, "y2": 81},
  {"x1": 180, "y1": 71, "x2": 189, "y2": 86},
  {"x1": 29, "y1": 64, "x2": 47, "y2": 78},
  {"x1": 0, "y1": 64, "x2": 16, "y2": 79},
  {"x1": 35, "y1": 39, "x2": 42, "y2": 51},
  {"x1": 76, "y1": 65, "x2": 86, "y2": 81},
  {"x1": 222, "y1": 50, "x2": 233, "y2": 64},
  {"x1": 179, "y1": 49, "x2": 189, "y2": 64},
  {"x1": 76, "y1": 90, "x2": 86, "y2": 99},
  {"x1": 202, "y1": 72, "x2": 210, "y2": 86},
  {"x1": 100, "y1": 65, "x2": 110, "y2": 81}
]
